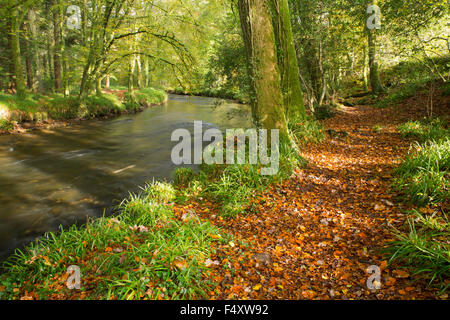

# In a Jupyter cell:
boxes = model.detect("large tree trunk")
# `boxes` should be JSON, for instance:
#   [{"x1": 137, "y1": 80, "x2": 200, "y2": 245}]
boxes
[
  {"x1": 237, "y1": 0, "x2": 288, "y2": 137},
  {"x1": 270, "y1": 0, "x2": 305, "y2": 119}
]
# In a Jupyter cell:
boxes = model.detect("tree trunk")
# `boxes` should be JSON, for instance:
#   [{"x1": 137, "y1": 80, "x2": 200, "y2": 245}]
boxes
[
  {"x1": 53, "y1": 0, "x2": 63, "y2": 92},
  {"x1": 363, "y1": 45, "x2": 369, "y2": 92},
  {"x1": 144, "y1": 57, "x2": 150, "y2": 87},
  {"x1": 96, "y1": 77, "x2": 102, "y2": 95},
  {"x1": 27, "y1": 9, "x2": 44, "y2": 92},
  {"x1": 270, "y1": 0, "x2": 305, "y2": 119},
  {"x1": 237, "y1": 0, "x2": 288, "y2": 137},
  {"x1": 11, "y1": 10, "x2": 26, "y2": 97},
  {"x1": 367, "y1": 0, "x2": 383, "y2": 95},
  {"x1": 105, "y1": 75, "x2": 110, "y2": 89}
]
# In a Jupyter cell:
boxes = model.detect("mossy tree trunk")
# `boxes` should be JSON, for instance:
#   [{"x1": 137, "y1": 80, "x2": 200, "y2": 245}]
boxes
[
  {"x1": 363, "y1": 45, "x2": 369, "y2": 92},
  {"x1": 237, "y1": 0, "x2": 288, "y2": 138},
  {"x1": 270, "y1": 0, "x2": 305, "y2": 119},
  {"x1": 367, "y1": 0, "x2": 384, "y2": 95}
]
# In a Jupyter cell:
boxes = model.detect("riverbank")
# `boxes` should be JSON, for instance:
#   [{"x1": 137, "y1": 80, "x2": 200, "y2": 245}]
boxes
[
  {"x1": 166, "y1": 87, "x2": 247, "y2": 104},
  {"x1": 0, "y1": 88, "x2": 168, "y2": 135}
]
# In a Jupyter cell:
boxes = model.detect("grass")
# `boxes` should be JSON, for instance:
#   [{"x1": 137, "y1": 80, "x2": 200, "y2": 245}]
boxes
[
  {"x1": 393, "y1": 117, "x2": 449, "y2": 206},
  {"x1": 388, "y1": 115, "x2": 449, "y2": 293},
  {"x1": 376, "y1": 80, "x2": 428, "y2": 108},
  {"x1": 288, "y1": 115, "x2": 325, "y2": 144},
  {"x1": 0, "y1": 88, "x2": 167, "y2": 125},
  {"x1": 0, "y1": 181, "x2": 226, "y2": 300},
  {"x1": 393, "y1": 138, "x2": 449, "y2": 206},
  {"x1": 174, "y1": 137, "x2": 307, "y2": 217},
  {"x1": 385, "y1": 209, "x2": 450, "y2": 293},
  {"x1": 398, "y1": 118, "x2": 449, "y2": 142}
]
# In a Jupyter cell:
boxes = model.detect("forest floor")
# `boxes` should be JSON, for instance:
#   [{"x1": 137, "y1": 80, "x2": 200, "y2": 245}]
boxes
[{"x1": 173, "y1": 91, "x2": 449, "y2": 300}]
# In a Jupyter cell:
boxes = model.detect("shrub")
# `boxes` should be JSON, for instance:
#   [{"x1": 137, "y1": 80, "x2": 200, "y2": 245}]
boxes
[{"x1": 0, "y1": 119, "x2": 14, "y2": 131}]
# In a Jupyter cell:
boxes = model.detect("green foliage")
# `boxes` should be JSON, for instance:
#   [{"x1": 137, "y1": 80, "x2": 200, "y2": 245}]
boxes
[
  {"x1": 288, "y1": 115, "x2": 325, "y2": 144},
  {"x1": 199, "y1": 12, "x2": 250, "y2": 102},
  {"x1": 0, "y1": 93, "x2": 39, "y2": 113},
  {"x1": 398, "y1": 118, "x2": 449, "y2": 142},
  {"x1": 174, "y1": 167, "x2": 196, "y2": 186},
  {"x1": 180, "y1": 138, "x2": 307, "y2": 217},
  {"x1": 141, "y1": 181, "x2": 176, "y2": 204},
  {"x1": 0, "y1": 88, "x2": 166, "y2": 124},
  {"x1": 442, "y1": 82, "x2": 450, "y2": 96},
  {"x1": 0, "y1": 119, "x2": 14, "y2": 131},
  {"x1": 376, "y1": 81, "x2": 428, "y2": 108},
  {"x1": 124, "y1": 88, "x2": 167, "y2": 110},
  {"x1": 0, "y1": 181, "x2": 224, "y2": 300},
  {"x1": 393, "y1": 139, "x2": 449, "y2": 206},
  {"x1": 84, "y1": 94, "x2": 125, "y2": 115},
  {"x1": 385, "y1": 209, "x2": 450, "y2": 292}
]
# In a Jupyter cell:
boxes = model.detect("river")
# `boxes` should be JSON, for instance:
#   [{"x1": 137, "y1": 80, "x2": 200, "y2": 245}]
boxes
[{"x1": 0, "y1": 94, "x2": 251, "y2": 261}]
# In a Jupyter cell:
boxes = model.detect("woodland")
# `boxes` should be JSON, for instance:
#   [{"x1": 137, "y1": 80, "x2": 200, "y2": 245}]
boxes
[{"x1": 0, "y1": 0, "x2": 448, "y2": 300}]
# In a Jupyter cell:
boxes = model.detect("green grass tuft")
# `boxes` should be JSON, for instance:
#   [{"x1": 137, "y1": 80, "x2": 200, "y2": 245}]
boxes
[{"x1": 393, "y1": 139, "x2": 449, "y2": 206}]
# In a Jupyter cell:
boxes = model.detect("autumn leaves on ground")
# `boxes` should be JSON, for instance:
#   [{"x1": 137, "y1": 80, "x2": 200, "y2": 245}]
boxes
[
  {"x1": 195, "y1": 90, "x2": 448, "y2": 300},
  {"x1": 1, "y1": 84, "x2": 448, "y2": 300}
]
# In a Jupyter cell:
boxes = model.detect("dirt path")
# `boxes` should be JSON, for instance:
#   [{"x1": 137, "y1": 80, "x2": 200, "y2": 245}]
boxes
[{"x1": 196, "y1": 102, "x2": 445, "y2": 300}]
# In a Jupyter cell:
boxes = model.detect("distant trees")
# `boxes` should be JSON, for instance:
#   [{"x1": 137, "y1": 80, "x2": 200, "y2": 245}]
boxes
[{"x1": 0, "y1": 0, "x2": 201, "y2": 98}]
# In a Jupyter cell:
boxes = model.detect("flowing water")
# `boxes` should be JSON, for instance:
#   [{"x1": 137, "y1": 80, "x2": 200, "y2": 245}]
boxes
[{"x1": 0, "y1": 95, "x2": 251, "y2": 261}]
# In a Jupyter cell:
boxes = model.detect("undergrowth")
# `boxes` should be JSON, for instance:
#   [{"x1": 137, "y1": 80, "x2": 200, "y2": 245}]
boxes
[{"x1": 388, "y1": 116, "x2": 449, "y2": 292}]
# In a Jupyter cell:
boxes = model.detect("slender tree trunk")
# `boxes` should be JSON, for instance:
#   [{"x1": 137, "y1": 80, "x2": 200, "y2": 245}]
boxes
[
  {"x1": 237, "y1": 0, "x2": 288, "y2": 137},
  {"x1": 27, "y1": 9, "x2": 44, "y2": 92},
  {"x1": 25, "y1": 35, "x2": 33, "y2": 90},
  {"x1": 53, "y1": 0, "x2": 63, "y2": 92},
  {"x1": 105, "y1": 75, "x2": 110, "y2": 89},
  {"x1": 11, "y1": 10, "x2": 26, "y2": 97},
  {"x1": 46, "y1": 25, "x2": 54, "y2": 86},
  {"x1": 144, "y1": 57, "x2": 150, "y2": 87},
  {"x1": 128, "y1": 55, "x2": 136, "y2": 101},
  {"x1": 367, "y1": 0, "x2": 383, "y2": 95},
  {"x1": 363, "y1": 45, "x2": 369, "y2": 92}
]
